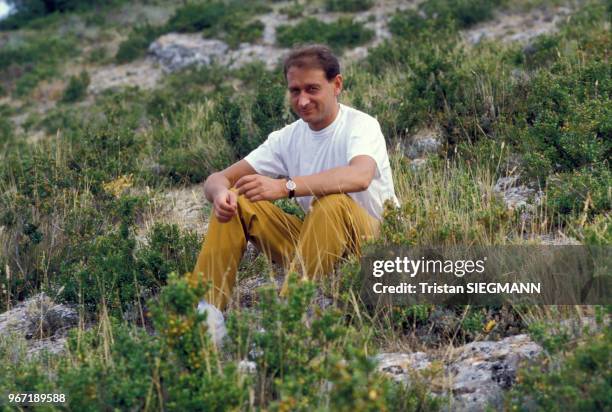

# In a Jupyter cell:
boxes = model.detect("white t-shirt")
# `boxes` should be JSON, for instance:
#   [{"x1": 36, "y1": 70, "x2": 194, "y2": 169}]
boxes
[{"x1": 244, "y1": 103, "x2": 399, "y2": 220}]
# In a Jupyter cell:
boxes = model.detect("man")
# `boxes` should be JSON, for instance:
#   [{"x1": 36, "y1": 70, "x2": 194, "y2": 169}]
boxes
[{"x1": 192, "y1": 44, "x2": 398, "y2": 344}]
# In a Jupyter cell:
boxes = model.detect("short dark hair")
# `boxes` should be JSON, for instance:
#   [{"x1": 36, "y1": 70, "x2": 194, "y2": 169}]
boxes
[{"x1": 283, "y1": 44, "x2": 341, "y2": 81}]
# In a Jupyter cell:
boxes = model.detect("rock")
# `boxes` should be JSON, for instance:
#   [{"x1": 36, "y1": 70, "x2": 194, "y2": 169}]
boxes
[
  {"x1": 374, "y1": 352, "x2": 432, "y2": 385},
  {"x1": 136, "y1": 186, "x2": 209, "y2": 246},
  {"x1": 89, "y1": 59, "x2": 163, "y2": 93},
  {"x1": 149, "y1": 33, "x2": 287, "y2": 72},
  {"x1": 238, "y1": 359, "x2": 257, "y2": 375},
  {"x1": 463, "y1": 5, "x2": 573, "y2": 45},
  {"x1": 402, "y1": 128, "x2": 443, "y2": 160},
  {"x1": 25, "y1": 294, "x2": 79, "y2": 340},
  {"x1": 226, "y1": 43, "x2": 286, "y2": 70},
  {"x1": 493, "y1": 175, "x2": 539, "y2": 210},
  {"x1": 0, "y1": 293, "x2": 79, "y2": 358},
  {"x1": 448, "y1": 334, "x2": 542, "y2": 411},
  {"x1": 376, "y1": 334, "x2": 543, "y2": 412},
  {"x1": 410, "y1": 158, "x2": 428, "y2": 170},
  {"x1": 537, "y1": 233, "x2": 581, "y2": 245},
  {"x1": 149, "y1": 34, "x2": 230, "y2": 73}
]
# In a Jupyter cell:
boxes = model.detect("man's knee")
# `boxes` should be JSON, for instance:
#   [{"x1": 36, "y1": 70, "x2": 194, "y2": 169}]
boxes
[{"x1": 309, "y1": 194, "x2": 351, "y2": 216}]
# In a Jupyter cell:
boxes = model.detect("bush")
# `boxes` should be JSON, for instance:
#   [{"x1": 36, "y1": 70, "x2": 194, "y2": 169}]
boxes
[
  {"x1": 61, "y1": 70, "x2": 90, "y2": 103},
  {"x1": 507, "y1": 317, "x2": 612, "y2": 411},
  {"x1": 420, "y1": 0, "x2": 501, "y2": 28},
  {"x1": 0, "y1": 104, "x2": 13, "y2": 148},
  {"x1": 325, "y1": 0, "x2": 373, "y2": 12},
  {"x1": 115, "y1": 23, "x2": 163, "y2": 63},
  {"x1": 149, "y1": 103, "x2": 235, "y2": 183},
  {"x1": 165, "y1": 1, "x2": 227, "y2": 32},
  {"x1": 211, "y1": 72, "x2": 291, "y2": 159},
  {"x1": 226, "y1": 274, "x2": 442, "y2": 410},
  {"x1": 389, "y1": 0, "x2": 500, "y2": 39},
  {"x1": 165, "y1": 1, "x2": 268, "y2": 48},
  {"x1": 517, "y1": 59, "x2": 611, "y2": 215},
  {"x1": 137, "y1": 223, "x2": 201, "y2": 284},
  {"x1": 0, "y1": 34, "x2": 78, "y2": 97},
  {"x1": 276, "y1": 17, "x2": 374, "y2": 51}
]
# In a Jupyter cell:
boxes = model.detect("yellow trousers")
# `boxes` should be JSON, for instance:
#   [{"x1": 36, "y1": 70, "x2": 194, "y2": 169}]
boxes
[{"x1": 192, "y1": 191, "x2": 379, "y2": 310}]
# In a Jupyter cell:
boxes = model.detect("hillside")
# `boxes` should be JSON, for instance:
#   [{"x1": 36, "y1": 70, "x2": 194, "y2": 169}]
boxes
[{"x1": 0, "y1": 0, "x2": 610, "y2": 411}]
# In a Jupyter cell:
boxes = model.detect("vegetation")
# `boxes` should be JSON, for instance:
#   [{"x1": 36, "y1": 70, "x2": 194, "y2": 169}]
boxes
[
  {"x1": 276, "y1": 17, "x2": 374, "y2": 51},
  {"x1": 115, "y1": 23, "x2": 164, "y2": 63},
  {"x1": 0, "y1": 34, "x2": 78, "y2": 97},
  {"x1": 0, "y1": 0, "x2": 119, "y2": 29},
  {"x1": 325, "y1": 0, "x2": 374, "y2": 12},
  {"x1": 507, "y1": 310, "x2": 612, "y2": 411},
  {"x1": 0, "y1": 0, "x2": 609, "y2": 409},
  {"x1": 61, "y1": 70, "x2": 90, "y2": 103}
]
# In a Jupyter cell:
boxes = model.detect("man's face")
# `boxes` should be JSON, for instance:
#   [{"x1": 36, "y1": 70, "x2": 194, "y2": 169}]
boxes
[{"x1": 286, "y1": 66, "x2": 343, "y2": 131}]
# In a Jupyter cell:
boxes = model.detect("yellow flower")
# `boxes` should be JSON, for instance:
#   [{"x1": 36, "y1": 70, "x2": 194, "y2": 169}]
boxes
[
  {"x1": 484, "y1": 320, "x2": 496, "y2": 333},
  {"x1": 102, "y1": 174, "x2": 133, "y2": 198}
]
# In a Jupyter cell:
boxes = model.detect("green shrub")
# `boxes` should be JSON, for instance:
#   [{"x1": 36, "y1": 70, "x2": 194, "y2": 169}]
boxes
[
  {"x1": 115, "y1": 23, "x2": 163, "y2": 63},
  {"x1": 508, "y1": 318, "x2": 612, "y2": 411},
  {"x1": 389, "y1": 0, "x2": 501, "y2": 39},
  {"x1": 165, "y1": 1, "x2": 227, "y2": 32},
  {"x1": 521, "y1": 34, "x2": 562, "y2": 69},
  {"x1": 61, "y1": 70, "x2": 90, "y2": 103},
  {"x1": 516, "y1": 59, "x2": 611, "y2": 215},
  {"x1": 389, "y1": 9, "x2": 442, "y2": 39},
  {"x1": 227, "y1": 274, "x2": 442, "y2": 410},
  {"x1": 0, "y1": 34, "x2": 78, "y2": 97},
  {"x1": 325, "y1": 0, "x2": 373, "y2": 12},
  {"x1": 365, "y1": 32, "x2": 465, "y2": 138},
  {"x1": 280, "y1": 1, "x2": 304, "y2": 19},
  {"x1": 165, "y1": 1, "x2": 268, "y2": 48},
  {"x1": 150, "y1": 103, "x2": 235, "y2": 183},
  {"x1": 276, "y1": 17, "x2": 374, "y2": 51},
  {"x1": 87, "y1": 46, "x2": 108, "y2": 63},
  {"x1": 137, "y1": 223, "x2": 201, "y2": 285},
  {"x1": 0, "y1": 104, "x2": 13, "y2": 148},
  {"x1": 0, "y1": 33, "x2": 74, "y2": 70},
  {"x1": 420, "y1": 0, "x2": 502, "y2": 28},
  {"x1": 224, "y1": 19, "x2": 264, "y2": 48},
  {"x1": 56, "y1": 196, "x2": 145, "y2": 314}
]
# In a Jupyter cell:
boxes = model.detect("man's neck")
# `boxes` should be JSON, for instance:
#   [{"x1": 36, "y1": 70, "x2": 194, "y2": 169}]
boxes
[{"x1": 308, "y1": 103, "x2": 340, "y2": 131}]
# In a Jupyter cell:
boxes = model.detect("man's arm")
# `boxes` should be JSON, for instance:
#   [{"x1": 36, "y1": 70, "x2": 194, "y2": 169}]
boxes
[
  {"x1": 235, "y1": 155, "x2": 376, "y2": 202},
  {"x1": 204, "y1": 159, "x2": 256, "y2": 222}
]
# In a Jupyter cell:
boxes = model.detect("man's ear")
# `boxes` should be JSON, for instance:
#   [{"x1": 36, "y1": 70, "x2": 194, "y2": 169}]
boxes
[{"x1": 334, "y1": 74, "x2": 343, "y2": 97}]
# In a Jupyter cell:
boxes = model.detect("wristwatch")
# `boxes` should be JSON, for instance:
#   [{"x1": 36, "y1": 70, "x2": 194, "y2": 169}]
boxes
[{"x1": 285, "y1": 178, "x2": 296, "y2": 199}]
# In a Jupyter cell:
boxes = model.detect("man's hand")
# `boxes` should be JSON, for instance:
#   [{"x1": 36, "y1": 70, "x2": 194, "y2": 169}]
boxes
[
  {"x1": 235, "y1": 174, "x2": 287, "y2": 202},
  {"x1": 213, "y1": 189, "x2": 238, "y2": 223}
]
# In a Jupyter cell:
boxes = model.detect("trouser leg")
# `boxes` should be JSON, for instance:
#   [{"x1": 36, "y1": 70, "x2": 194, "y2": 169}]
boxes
[
  {"x1": 191, "y1": 191, "x2": 302, "y2": 310},
  {"x1": 281, "y1": 194, "x2": 380, "y2": 295}
]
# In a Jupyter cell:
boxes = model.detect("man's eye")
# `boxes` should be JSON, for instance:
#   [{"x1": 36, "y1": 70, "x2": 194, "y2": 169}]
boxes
[{"x1": 308, "y1": 87, "x2": 319, "y2": 93}]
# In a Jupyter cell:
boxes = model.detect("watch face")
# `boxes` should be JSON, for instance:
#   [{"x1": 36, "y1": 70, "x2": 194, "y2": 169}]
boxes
[{"x1": 286, "y1": 180, "x2": 297, "y2": 190}]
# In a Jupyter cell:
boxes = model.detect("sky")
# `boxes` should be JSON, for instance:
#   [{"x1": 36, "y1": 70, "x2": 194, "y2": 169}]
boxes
[{"x1": 0, "y1": 1, "x2": 12, "y2": 20}]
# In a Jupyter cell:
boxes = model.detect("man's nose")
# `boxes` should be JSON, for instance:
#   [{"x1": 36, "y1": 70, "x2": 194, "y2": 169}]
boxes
[{"x1": 298, "y1": 93, "x2": 310, "y2": 108}]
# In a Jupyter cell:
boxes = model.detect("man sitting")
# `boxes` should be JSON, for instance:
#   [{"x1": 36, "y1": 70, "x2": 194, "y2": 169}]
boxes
[{"x1": 192, "y1": 44, "x2": 398, "y2": 345}]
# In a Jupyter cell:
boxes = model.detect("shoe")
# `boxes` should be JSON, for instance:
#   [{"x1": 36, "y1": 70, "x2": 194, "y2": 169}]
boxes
[{"x1": 197, "y1": 299, "x2": 227, "y2": 347}]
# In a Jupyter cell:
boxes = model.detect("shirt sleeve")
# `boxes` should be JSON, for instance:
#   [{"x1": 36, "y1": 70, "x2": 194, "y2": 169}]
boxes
[
  {"x1": 244, "y1": 129, "x2": 289, "y2": 178},
  {"x1": 346, "y1": 117, "x2": 387, "y2": 178}
]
